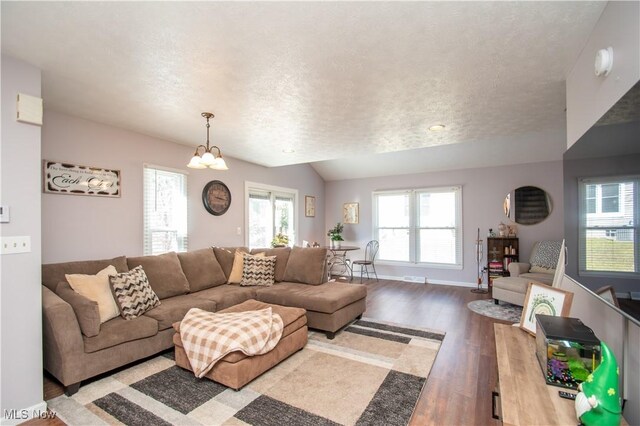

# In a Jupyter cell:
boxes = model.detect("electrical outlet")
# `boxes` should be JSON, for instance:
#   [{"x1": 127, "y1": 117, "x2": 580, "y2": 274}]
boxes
[
  {"x1": 1, "y1": 236, "x2": 31, "y2": 254},
  {"x1": 236, "y1": 227, "x2": 242, "y2": 236}
]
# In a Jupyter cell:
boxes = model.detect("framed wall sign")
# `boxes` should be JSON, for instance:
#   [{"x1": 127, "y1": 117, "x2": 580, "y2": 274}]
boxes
[
  {"x1": 305, "y1": 196, "x2": 316, "y2": 217},
  {"x1": 519, "y1": 282, "x2": 574, "y2": 335},
  {"x1": 343, "y1": 202, "x2": 359, "y2": 224},
  {"x1": 43, "y1": 160, "x2": 121, "y2": 197}
]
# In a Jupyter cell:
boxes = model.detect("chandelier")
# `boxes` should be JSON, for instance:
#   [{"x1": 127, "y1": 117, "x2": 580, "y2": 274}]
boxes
[{"x1": 187, "y1": 112, "x2": 229, "y2": 170}]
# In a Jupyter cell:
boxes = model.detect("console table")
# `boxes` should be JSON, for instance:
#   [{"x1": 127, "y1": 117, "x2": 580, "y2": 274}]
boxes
[{"x1": 494, "y1": 324, "x2": 577, "y2": 425}]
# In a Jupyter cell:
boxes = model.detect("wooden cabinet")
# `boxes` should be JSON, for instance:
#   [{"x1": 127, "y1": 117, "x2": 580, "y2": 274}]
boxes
[{"x1": 487, "y1": 237, "x2": 519, "y2": 286}]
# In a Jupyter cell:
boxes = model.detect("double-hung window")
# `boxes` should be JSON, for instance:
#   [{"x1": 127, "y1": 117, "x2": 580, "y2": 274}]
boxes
[
  {"x1": 373, "y1": 186, "x2": 462, "y2": 268},
  {"x1": 143, "y1": 165, "x2": 188, "y2": 255},
  {"x1": 579, "y1": 176, "x2": 639, "y2": 275},
  {"x1": 246, "y1": 182, "x2": 297, "y2": 249}
]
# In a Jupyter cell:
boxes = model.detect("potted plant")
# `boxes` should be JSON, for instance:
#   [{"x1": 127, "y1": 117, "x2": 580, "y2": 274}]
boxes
[
  {"x1": 271, "y1": 233, "x2": 289, "y2": 248},
  {"x1": 327, "y1": 223, "x2": 344, "y2": 248}
]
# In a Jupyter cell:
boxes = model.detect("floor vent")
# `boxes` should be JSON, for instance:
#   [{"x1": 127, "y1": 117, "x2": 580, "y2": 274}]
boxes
[{"x1": 403, "y1": 276, "x2": 426, "y2": 284}]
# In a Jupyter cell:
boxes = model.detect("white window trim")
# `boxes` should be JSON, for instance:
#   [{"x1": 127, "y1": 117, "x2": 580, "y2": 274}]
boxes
[
  {"x1": 372, "y1": 185, "x2": 463, "y2": 270},
  {"x1": 244, "y1": 181, "x2": 299, "y2": 247}
]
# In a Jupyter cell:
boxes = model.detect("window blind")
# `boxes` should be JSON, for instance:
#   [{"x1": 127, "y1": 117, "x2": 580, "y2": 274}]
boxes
[
  {"x1": 578, "y1": 176, "x2": 638, "y2": 275},
  {"x1": 143, "y1": 166, "x2": 188, "y2": 255}
]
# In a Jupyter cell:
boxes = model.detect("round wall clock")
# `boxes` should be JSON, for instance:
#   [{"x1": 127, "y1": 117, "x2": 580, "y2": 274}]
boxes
[{"x1": 202, "y1": 180, "x2": 231, "y2": 216}]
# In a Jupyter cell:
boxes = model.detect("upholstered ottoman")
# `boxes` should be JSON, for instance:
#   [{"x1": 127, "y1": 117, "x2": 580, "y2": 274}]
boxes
[{"x1": 173, "y1": 299, "x2": 307, "y2": 390}]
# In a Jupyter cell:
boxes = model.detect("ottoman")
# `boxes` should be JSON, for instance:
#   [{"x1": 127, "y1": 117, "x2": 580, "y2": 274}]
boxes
[{"x1": 173, "y1": 299, "x2": 307, "y2": 390}]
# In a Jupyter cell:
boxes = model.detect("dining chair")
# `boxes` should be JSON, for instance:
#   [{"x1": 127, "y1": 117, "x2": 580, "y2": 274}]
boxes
[{"x1": 350, "y1": 240, "x2": 379, "y2": 283}]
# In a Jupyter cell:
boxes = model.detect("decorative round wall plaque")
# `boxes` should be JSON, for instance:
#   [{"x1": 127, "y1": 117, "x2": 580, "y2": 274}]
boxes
[{"x1": 202, "y1": 180, "x2": 231, "y2": 216}]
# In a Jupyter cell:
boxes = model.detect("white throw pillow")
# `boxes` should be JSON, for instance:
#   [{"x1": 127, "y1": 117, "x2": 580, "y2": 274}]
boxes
[{"x1": 66, "y1": 265, "x2": 120, "y2": 323}]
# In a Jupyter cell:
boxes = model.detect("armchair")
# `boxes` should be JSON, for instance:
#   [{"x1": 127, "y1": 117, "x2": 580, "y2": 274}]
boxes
[{"x1": 493, "y1": 241, "x2": 562, "y2": 306}]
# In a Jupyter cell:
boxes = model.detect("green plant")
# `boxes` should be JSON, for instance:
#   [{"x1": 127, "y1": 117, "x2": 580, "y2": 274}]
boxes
[
  {"x1": 327, "y1": 223, "x2": 344, "y2": 241},
  {"x1": 271, "y1": 233, "x2": 289, "y2": 248}
]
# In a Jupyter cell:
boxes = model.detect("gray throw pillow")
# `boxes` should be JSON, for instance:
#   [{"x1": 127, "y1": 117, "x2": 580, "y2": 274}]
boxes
[{"x1": 110, "y1": 266, "x2": 160, "y2": 320}]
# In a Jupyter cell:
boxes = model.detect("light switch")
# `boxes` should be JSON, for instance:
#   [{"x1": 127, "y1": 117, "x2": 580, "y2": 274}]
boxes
[
  {"x1": 0, "y1": 205, "x2": 9, "y2": 223},
  {"x1": 16, "y1": 93, "x2": 43, "y2": 126},
  {"x1": 236, "y1": 227, "x2": 242, "y2": 236},
  {"x1": 1, "y1": 236, "x2": 31, "y2": 254}
]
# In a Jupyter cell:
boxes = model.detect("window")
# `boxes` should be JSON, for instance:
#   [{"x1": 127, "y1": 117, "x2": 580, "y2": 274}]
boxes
[
  {"x1": 143, "y1": 165, "x2": 188, "y2": 255},
  {"x1": 579, "y1": 177, "x2": 639, "y2": 275},
  {"x1": 373, "y1": 186, "x2": 462, "y2": 268},
  {"x1": 246, "y1": 182, "x2": 297, "y2": 249}
]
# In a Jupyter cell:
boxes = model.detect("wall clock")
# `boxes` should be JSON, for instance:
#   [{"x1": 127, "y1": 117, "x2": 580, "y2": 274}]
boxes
[{"x1": 202, "y1": 180, "x2": 231, "y2": 216}]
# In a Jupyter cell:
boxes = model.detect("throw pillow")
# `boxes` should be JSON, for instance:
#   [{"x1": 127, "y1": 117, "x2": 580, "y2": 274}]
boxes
[
  {"x1": 110, "y1": 266, "x2": 161, "y2": 320},
  {"x1": 530, "y1": 241, "x2": 562, "y2": 270},
  {"x1": 240, "y1": 255, "x2": 277, "y2": 287},
  {"x1": 282, "y1": 247, "x2": 328, "y2": 285},
  {"x1": 65, "y1": 265, "x2": 120, "y2": 323},
  {"x1": 250, "y1": 247, "x2": 291, "y2": 282},
  {"x1": 55, "y1": 281, "x2": 101, "y2": 337},
  {"x1": 228, "y1": 250, "x2": 265, "y2": 284},
  {"x1": 177, "y1": 248, "x2": 227, "y2": 292}
]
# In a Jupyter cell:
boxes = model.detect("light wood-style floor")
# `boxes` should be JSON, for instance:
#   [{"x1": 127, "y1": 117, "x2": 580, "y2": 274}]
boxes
[{"x1": 29, "y1": 278, "x2": 505, "y2": 426}]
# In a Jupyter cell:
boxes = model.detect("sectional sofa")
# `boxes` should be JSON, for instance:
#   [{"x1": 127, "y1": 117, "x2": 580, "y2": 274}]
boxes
[{"x1": 42, "y1": 246, "x2": 367, "y2": 395}]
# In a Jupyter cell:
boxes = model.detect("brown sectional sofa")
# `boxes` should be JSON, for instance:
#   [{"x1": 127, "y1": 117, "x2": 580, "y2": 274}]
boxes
[{"x1": 42, "y1": 246, "x2": 367, "y2": 395}]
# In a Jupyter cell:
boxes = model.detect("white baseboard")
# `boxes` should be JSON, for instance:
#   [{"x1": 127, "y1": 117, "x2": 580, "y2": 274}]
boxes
[
  {"x1": 377, "y1": 274, "x2": 476, "y2": 288},
  {"x1": 1, "y1": 401, "x2": 48, "y2": 425}
]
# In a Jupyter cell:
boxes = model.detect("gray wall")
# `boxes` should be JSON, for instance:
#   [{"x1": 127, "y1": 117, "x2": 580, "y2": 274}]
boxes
[
  {"x1": 42, "y1": 110, "x2": 326, "y2": 263},
  {"x1": 325, "y1": 160, "x2": 564, "y2": 285},
  {"x1": 566, "y1": 1, "x2": 640, "y2": 148},
  {"x1": 1, "y1": 56, "x2": 45, "y2": 420}
]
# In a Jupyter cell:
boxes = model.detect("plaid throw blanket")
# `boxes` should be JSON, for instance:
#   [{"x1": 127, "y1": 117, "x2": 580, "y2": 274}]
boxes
[{"x1": 179, "y1": 307, "x2": 284, "y2": 378}]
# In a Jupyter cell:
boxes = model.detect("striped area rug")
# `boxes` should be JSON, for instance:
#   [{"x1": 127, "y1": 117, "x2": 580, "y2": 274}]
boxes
[{"x1": 48, "y1": 319, "x2": 445, "y2": 426}]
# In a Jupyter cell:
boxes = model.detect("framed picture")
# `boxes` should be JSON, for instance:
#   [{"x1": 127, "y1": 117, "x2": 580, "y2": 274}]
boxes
[
  {"x1": 519, "y1": 282, "x2": 574, "y2": 335},
  {"x1": 43, "y1": 160, "x2": 121, "y2": 197},
  {"x1": 305, "y1": 195, "x2": 316, "y2": 217},
  {"x1": 595, "y1": 285, "x2": 619, "y2": 308},
  {"x1": 343, "y1": 202, "x2": 359, "y2": 224}
]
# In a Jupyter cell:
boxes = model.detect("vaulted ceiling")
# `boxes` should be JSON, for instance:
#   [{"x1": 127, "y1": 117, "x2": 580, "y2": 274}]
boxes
[{"x1": 1, "y1": 2, "x2": 606, "y2": 180}]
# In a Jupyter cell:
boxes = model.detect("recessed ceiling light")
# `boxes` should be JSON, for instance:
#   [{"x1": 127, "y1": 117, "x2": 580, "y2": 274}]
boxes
[
  {"x1": 429, "y1": 124, "x2": 446, "y2": 132},
  {"x1": 282, "y1": 148, "x2": 295, "y2": 153}
]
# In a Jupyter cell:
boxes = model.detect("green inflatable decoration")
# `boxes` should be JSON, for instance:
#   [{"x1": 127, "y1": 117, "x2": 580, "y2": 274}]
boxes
[{"x1": 574, "y1": 342, "x2": 622, "y2": 426}]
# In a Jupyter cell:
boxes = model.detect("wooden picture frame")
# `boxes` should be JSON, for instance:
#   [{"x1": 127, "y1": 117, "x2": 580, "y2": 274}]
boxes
[
  {"x1": 595, "y1": 285, "x2": 619, "y2": 308},
  {"x1": 305, "y1": 196, "x2": 316, "y2": 217},
  {"x1": 519, "y1": 282, "x2": 573, "y2": 335},
  {"x1": 43, "y1": 160, "x2": 121, "y2": 197},
  {"x1": 343, "y1": 202, "x2": 359, "y2": 224}
]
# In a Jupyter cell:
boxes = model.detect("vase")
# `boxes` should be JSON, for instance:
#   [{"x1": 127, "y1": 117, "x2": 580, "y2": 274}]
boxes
[{"x1": 337, "y1": 241, "x2": 341, "y2": 249}]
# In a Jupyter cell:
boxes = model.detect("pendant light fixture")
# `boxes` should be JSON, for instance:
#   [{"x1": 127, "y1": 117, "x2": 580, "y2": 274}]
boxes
[{"x1": 187, "y1": 112, "x2": 229, "y2": 170}]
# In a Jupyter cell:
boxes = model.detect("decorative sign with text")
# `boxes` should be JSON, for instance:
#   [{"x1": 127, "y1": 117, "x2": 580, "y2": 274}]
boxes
[{"x1": 43, "y1": 161, "x2": 121, "y2": 197}]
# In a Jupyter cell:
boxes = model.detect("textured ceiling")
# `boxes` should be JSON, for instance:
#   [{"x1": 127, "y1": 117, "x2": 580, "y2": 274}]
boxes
[{"x1": 1, "y1": 2, "x2": 605, "y2": 179}]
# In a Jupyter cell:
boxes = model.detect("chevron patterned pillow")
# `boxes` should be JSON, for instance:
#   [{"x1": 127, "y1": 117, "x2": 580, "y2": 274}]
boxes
[
  {"x1": 240, "y1": 255, "x2": 276, "y2": 287},
  {"x1": 110, "y1": 266, "x2": 160, "y2": 320}
]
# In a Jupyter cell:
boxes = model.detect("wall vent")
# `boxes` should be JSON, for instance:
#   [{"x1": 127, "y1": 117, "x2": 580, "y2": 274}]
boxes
[{"x1": 403, "y1": 276, "x2": 426, "y2": 284}]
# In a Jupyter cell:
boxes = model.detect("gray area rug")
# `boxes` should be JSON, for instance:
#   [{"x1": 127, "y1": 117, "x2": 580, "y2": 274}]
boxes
[
  {"x1": 467, "y1": 299, "x2": 523, "y2": 323},
  {"x1": 48, "y1": 318, "x2": 445, "y2": 425}
]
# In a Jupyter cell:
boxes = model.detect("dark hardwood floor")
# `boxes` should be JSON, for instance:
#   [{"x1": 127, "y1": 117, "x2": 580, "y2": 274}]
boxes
[{"x1": 30, "y1": 278, "x2": 506, "y2": 426}]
